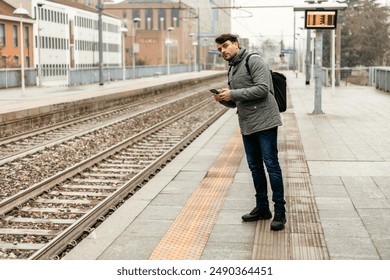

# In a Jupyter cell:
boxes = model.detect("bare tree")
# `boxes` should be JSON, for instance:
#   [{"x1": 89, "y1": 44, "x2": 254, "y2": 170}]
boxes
[{"x1": 338, "y1": 0, "x2": 390, "y2": 67}]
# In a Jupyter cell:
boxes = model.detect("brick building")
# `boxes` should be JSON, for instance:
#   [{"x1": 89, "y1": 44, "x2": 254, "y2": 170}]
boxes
[
  {"x1": 0, "y1": 0, "x2": 34, "y2": 68},
  {"x1": 104, "y1": 0, "x2": 231, "y2": 68}
]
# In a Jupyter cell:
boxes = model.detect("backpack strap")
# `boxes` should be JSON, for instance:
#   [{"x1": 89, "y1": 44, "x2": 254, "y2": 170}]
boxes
[
  {"x1": 227, "y1": 52, "x2": 261, "y2": 86},
  {"x1": 245, "y1": 53, "x2": 261, "y2": 77},
  {"x1": 245, "y1": 53, "x2": 275, "y2": 95}
]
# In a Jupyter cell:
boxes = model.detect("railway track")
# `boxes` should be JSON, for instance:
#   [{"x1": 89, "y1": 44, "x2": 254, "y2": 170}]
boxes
[
  {"x1": 0, "y1": 88, "x2": 224, "y2": 201},
  {"x1": 0, "y1": 98, "x2": 226, "y2": 259},
  {"x1": 0, "y1": 83, "x2": 223, "y2": 165}
]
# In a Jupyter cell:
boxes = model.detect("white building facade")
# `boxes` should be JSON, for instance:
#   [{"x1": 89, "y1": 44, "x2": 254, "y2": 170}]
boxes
[{"x1": 5, "y1": 0, "x2": 122, "y2": 86}]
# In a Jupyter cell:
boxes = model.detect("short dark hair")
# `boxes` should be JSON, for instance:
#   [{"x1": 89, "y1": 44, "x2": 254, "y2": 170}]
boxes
[{"x1": 215, "y1": 34, "x2": 239, "y2": 46}]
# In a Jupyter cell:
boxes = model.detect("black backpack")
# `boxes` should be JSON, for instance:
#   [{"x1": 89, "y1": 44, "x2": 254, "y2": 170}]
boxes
[{"x1": 244, "y1": 53, "x2": 287, "y2": 112}]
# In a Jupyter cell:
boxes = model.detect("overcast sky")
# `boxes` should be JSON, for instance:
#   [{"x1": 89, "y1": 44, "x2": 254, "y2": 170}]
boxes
[
  {"x1": 231, "y1": 0, "x2": 310, "y2": 48},
  {"x1": 110, "y1": 0, "x2": 388, "y2": 48},
  {"x1": 231, "y1": 0, "x2": 389, "y2": 47}
]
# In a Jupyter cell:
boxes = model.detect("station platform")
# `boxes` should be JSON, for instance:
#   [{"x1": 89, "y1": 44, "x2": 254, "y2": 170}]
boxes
[
  {"x1": 2, "y1": 71, "x2": 390, "y2": 260},
  {"x1": 62, "y1": 71, "x2": 390, "y2": 260}
]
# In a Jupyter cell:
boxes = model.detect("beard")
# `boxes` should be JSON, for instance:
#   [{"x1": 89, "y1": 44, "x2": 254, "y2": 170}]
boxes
[{"x1": 223, "y1": 53, "x2": 233, "y2": 61}]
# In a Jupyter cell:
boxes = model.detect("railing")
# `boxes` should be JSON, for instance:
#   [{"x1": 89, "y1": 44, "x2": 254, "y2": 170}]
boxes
[
  {"x1": 373, "y1": 67, "x2": 390, "y2": 92},
  {"x1": 321, "y1": 67, "x2": 371, "y2": 87},
  {"x1": 0, "y1": 68, "x2": 37, "y2": 89},
  {"x1": 3, "y1": 65, "x2": 388, "y2": 92},
  {"x1": 320, "y1": 66, "x2": 389, "y2": 90},
  {"x1": 0, "y1": 64, "x2": 201, "y2": 89},
  {"x1": 68, "y1": 64, "x2": 192, "y2": 86}
]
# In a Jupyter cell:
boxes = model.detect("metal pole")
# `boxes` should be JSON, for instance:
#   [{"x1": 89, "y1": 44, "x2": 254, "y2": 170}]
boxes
[
  {"x1": 197, "y1": 8, "x2": 200, "y2": 72},
  {"x1": 189, "y1": 33, "x2": 195, "y2": 71},
  {"x1": 293, "y1": 12, "x2": 296, "y2": 72},
  {"x1": 37, "y1": 4, "x2": 43, "y2": 87},
  {"x1": 312, "y1": 34, "x2": 315, "y2": 79},
  {"x1": 331, "y1": 29, "x2": 335, "y2": 94},
  {"x1": 97, "y1": 0, "x2": 104, "y2": 85},
  {"x1": 14, "y1": 6, "x2": 28, "y2": 94},
  {"x1": 132, "y1": 21, "x2": 135, "y2": 79},
  {"x1": 131, "y1": 18, "x2": 141, "y2": 79},
  {"x1": 167, "y1": 30, "x2": 170, "y2": 75},
  {"x1": 193, "y1": 43, "x2": 197, "y2": 71},
  {"x1": 122, "y1": 30, "x2": 126, "y2": 80},
  {"x1": 203, "y1": 38, "x2": 208, "y2": 70},
  {"x1": 331, "y1": 0, "x2": 336, "y2": 93},
  {"x1": 314, "y1": 30, "x2": 323, "y2": 114},
  {"x1": 20, "y1": 15, "x2": 25, "y2": 96},
  {"x1": 332, "y1": 0, "x2": 340, "y2": 87},
  {"x1": 188, "y1": 33, "x2": 192, "y2": 71},
  {"x1": 305, "y1": 29, "x2": 311, "y2": 85},
  {"x1": 335, "y1": 24, "x2": 341, "y2": 86}
]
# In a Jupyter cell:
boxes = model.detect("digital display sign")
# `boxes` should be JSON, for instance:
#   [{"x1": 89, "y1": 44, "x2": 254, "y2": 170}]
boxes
[{"x1": 305, "y1": 10, "x2": 337, "y2": 29}]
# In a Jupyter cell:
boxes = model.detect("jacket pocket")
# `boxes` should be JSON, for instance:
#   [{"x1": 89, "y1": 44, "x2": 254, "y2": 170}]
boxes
[{"x1": 238, "y1": 100, "x2": 266, "y2": 120}]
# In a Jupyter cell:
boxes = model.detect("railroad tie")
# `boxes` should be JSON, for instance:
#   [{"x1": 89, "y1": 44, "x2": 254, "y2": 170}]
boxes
[{"x1": 148, "y1": 129, "x2": 244, "y2": 260}]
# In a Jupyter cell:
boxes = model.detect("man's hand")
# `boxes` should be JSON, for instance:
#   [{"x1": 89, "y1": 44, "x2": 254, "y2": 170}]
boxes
[{"x1": 213, "y1": 88, "x2": 232, "y2": 102}]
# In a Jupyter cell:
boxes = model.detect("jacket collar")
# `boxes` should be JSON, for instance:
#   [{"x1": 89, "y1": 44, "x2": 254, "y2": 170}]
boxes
[{"x1": 229, "y1": 48, "x2": 248, "y2": 66}]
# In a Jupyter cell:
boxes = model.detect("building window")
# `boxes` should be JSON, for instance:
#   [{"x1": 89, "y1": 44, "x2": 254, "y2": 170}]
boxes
[
  {"x1": 132, "y1": 9, "x2": 140, "y2": 20},
  {"x1": 13, "y1": 25, "x2": 18, "y2": 47},
  {"x1": 24, "y1": 26, "x2": 29, "y2": 48},
  {"x1": 171, "y1": 8, "x2": 179, "y2": 28},
  {"x1": 145, "y1": 9, "x2": 153, "y2": 30},
  {"x1": 158, "y1": 9, "x2": 166, "y2": 30},
  {"x1": 0, "y1": 24, "x2": 5, "y2": 47}
]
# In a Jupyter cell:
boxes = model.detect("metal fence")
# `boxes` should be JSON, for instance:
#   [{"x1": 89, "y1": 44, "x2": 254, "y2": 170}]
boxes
[
  {"x1": 0, "y1": 68, "x2": 37, "y2": 89},
  {"x1": 0, "y1": 64, "x2": 198, "y2": 89},
  {"x1": 3, "y1": 65, "x2": 389, "y2": 92},
  {"x1": 321, "y1": 66, "x2": 390, "y2": 92},
  {"x1": 321, "y1": 67, "x2": 370, "y2": 87},
  {"x1": 68, "y1": 64, "x2": 192, "y2": 86},
  {"x1": 373, "y1": 67, "x2": 390, "y2": 92}
]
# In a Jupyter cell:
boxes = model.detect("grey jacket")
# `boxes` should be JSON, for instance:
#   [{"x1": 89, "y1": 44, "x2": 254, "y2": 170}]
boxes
[{"x1": 221, "y1": 48, "x2": 282, "y2": 135}]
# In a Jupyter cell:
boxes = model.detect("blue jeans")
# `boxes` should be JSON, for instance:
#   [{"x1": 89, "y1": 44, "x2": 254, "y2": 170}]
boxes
[{"x1": 242, "y1": 127, "x2": 286, "y2": 213}]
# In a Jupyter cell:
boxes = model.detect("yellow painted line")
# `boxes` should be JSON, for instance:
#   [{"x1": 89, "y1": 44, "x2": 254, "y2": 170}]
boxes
[{"x1": 149, "y1": 129, "x2": 244, "y2": 260}]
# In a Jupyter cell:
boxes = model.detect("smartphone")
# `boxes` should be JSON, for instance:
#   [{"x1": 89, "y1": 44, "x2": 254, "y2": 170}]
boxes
[{"x1": 210, "y1": 88, "x2": 220, "y2": 94}]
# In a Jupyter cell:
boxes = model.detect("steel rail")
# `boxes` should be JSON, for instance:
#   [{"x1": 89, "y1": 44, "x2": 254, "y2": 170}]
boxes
[
  {"x1": 0, "y1": 99, "x2": 216, "y2": 216},
  {"x1": 0, "y1": 85, "x2": 214, "y2": 165},
  {"x1": 28, "y1": 105, "x2": 227, "y2": 259}
]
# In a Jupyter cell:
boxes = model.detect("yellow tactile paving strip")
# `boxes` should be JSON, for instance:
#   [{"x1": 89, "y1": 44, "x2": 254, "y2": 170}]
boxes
[
  {"x1": 252, "y1": 111, "x2": 329, "y2": 260},
  {"x1": 148, "y1": 129, "x2": 244, "y2": 260},
  {"x1": 150, "y1": 100, "x2": 329, "y2": 260}
]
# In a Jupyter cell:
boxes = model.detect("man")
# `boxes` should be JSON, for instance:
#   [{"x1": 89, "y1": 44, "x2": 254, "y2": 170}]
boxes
[{"x1": 213, "y1": 34, "x2": 286, "y2": 231}]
